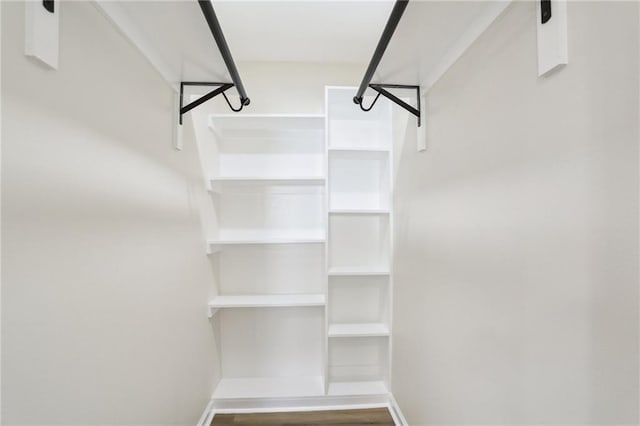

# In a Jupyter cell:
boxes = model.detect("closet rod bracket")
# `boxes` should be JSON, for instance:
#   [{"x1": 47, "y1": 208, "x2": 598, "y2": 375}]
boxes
[
  {"x1": 354, "y1": 83, "x2": 421, "y2": 127},
  {"x1": 179, "y1": 82, "x2": 250, "y2": 125}
]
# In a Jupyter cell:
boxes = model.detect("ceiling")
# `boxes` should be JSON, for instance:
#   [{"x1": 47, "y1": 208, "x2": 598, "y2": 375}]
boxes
[{"x1": 106, "y1": 1, "x2": 505, "y2": 87}]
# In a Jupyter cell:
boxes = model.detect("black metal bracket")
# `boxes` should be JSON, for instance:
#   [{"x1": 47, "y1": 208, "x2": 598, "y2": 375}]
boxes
[
  {"x1": 179, "y1": 82, "x2": 249, "y2": 125},
  {"x1": 355, "y1": 84, "x2": 421, "y2": 127},
  {"x1": 541, "y1": 0, "x2": 551, "y2": 24}
]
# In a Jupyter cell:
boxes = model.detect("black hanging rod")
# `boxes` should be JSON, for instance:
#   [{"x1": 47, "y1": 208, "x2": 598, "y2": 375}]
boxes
[
  {"x1": 179, "y1": 1, "x2": 250, "y2": 125},
  {"x1": 353, "y1": 0, "x2": 421, "y2": 127}
]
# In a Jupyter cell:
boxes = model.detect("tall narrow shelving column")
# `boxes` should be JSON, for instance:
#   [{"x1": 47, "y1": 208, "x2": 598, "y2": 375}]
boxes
[
  {"x1": 202, "y1": 114, "x2": 328, "y2": 401},
  {"x1": 325, "y1": 87, "x2": 393, "y2": 397}
]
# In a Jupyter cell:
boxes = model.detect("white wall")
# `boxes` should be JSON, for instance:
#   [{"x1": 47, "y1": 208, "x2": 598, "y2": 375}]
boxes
[
  {"x1": 392, "y1": 1, "x2": 639, "y2": 425},
  {"x1": 195, "y1": 61, "x2": 364, "y2": 115},
  {"x1": 1, "y1": 2, "x2": 219, "y2": 425}
]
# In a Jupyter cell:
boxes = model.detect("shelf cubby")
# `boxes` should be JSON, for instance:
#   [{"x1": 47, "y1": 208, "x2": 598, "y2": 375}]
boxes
[
  {"x1": 208, "y1": 114, "x2": 325, "y2": 180},
  {"x1": 326, "y1": 88, "x2": 391, "y2": 151},
  {"x1": 328, "y1": 150, "x2": 390, "y2": 211},
  {"x1": 328, "y1": 214, "x2": 389, "y2": 269},
  {"x1": 328, "y1": 337, "x2": 389, "y2": 386},
  {"x1": 329, "y1": 275, "x2": 389, "y2": 325},
  {"x1": 212, "y1": 307, "x2": 325, "y2": 399},
  {"x1": 209, "y1": 182, "x2": 325, "y2": 253},
  {"x1": 216, "y1": 244, "x2": 325, "y2": 295}
]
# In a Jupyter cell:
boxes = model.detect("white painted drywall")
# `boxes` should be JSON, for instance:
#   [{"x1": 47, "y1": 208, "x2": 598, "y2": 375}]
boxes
[
  {"x1": 2, "y1": 2, "x2": 219, "y2": 425},
  {"x1": 392, "y1": 1, "x2": 639, "y2": 424},
  {"x1": 190, "y1": 61, "x2": 364, "y2": 116}
]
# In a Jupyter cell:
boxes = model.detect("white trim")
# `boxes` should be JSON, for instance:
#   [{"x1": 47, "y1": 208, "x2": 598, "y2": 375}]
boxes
[
  {"x1": 421, "y1": 0, "x2": 513, "y2": 94},
  {"x1": 388, "y1": 394, "x2": 409, "y2": 426},
  {"x1": 203, "y1": 394, "x2": 406, "y2": 425},
  {"x1": 196, "y1": 399, "x2": 215, "y2": 426},
  {"x1": 215, "y1": 402, "x2": 389, "y2": 415},
  {"x1": 211, "y1": 395, "x2": 390, "y2": 414},
  {"x1": 92, "y1": 1, "x2": 178, "y2": 92}
]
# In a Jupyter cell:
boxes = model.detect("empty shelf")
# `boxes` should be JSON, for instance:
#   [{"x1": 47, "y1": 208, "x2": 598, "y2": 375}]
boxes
[
  {"x1": 328, "y1": 323, "x2": 390, "y2": 338},
  {"x1": 209, "y1": 294, "x2": 326, "y2": 309},
  {"x1": 328, "y1": 267, "x2": 390, "y2": 276},
  {"x1": 213, "y1": 376, "x2": 325, "y2": 399},
  {"x1": 327, "y1": 381, "x2": 388, "y2": 396},
  {"x1": 329, "y1": 208, "x2": 390, "y2": 215},
  {"x1": 328, "y1": 146, "x2": 390, "y2": 153},
  {"x1": 210, "y1": 176, "x2": 325, "y2": 189},
  {"x1": 208, "y1": 235, "x2": 325, "y2": 253}
]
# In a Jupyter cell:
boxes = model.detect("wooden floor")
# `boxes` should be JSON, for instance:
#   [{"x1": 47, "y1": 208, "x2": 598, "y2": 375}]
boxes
[{"x1": 211, "y1": 408, "x2": 395, "y2": 425}]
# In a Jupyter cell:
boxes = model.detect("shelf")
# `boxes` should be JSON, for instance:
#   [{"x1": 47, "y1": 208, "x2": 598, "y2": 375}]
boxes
[
  {"x1": 213, "y1": 376, "x2": 325, "y2": 400},
  {"x1": 328, "y1": 267, "x2": 390, "y2": 276},
  {"x1": 327, "y1": 380, "x2": 388, "y2": 396},
  {"x1": 210, "y1": 176, "x2": 325, "y2": 192},
  {"x1": 211, "y1": 176, "x2": 325, "y2": 184},
  {"x1": 209, "y1": 294, "x2": 326, "y2": 310},
  {"x1": 329, "y1": 208, "x2": 389, "y2": 215},
  {"x1": 328, "y1": 323, "x2": 390, "y2": 338},
  {"x1": 328, "y1": 147, "x2": 390, "y2": 153},
  {"x1": 208, "y1": 234, "x2": 325, "y2": 253}
]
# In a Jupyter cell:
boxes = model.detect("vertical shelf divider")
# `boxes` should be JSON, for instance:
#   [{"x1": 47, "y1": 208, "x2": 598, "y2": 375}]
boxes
[{"x1": 323, "y1": 87, "x2": 331, "y2": 396}]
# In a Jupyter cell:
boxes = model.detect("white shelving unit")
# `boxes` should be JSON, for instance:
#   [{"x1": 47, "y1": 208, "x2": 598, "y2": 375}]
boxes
[
  {"x1": 194, "y1": 90, "x2": 393, "y2": 405},
  {"x1": 199, "y1": 113, "x2": 327, "y2": 401},
  {"x1": 325, "y1": 87, "x2": 393, "y2": 398}
]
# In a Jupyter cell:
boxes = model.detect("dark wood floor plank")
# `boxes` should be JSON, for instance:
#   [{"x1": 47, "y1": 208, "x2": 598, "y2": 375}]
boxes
[
  {"x1": 210, "y1": 413, "x2": 237, "y2": 425},
  {"x1": 211, "y1": 408, "x2": 394, "y2": 425}
]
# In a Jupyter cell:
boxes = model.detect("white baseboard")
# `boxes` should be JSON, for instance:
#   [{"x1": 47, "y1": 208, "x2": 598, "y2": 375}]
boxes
[
  {"x1": 197, "y1": 393, "x2": 408, "y2": 425},
  {"x1": 196, "y1": 399, "x2": 215, "y2": 426},
  {"x1": 388, "y1": 394, "x2": 409, "y2": 426},
  {"x1": 213, "y1": 394, "x2": 390, "y2": 413}
]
